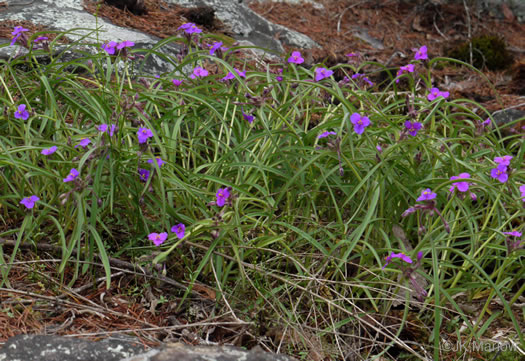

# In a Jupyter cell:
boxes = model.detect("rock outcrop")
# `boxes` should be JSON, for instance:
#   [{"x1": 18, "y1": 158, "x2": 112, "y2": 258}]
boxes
[{"x1": 0, "y1": 334, "x2": 297, "y2": 361}]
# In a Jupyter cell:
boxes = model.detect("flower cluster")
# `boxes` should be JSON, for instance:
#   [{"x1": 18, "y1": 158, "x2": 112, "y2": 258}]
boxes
[
  {"x1": 490, "y1": 155, "x2": 512, "y2": 183},
  {"x1": 403, "y1": 189, "x2": 450, "y2": 233},
  {"x1": 382, "y1": 250, "x2": 427, "y2": 301},
  {"x1": 11, "y1": 26, "x2": 29, "y2": 46},
  {"x1": 178, "y1": 23, "x2": 202, "y2": 35},
  {"x1": 149, "y1": 222, "x2": 187, "y2": 246},
  {"x1": 101, "y1": 40, "x2": 135, "y2": 55}
]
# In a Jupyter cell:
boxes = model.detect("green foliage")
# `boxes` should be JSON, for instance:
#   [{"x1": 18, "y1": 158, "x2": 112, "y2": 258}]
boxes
[{"x1": 0, "y1": 27, "x2": 523, "y2": 360}]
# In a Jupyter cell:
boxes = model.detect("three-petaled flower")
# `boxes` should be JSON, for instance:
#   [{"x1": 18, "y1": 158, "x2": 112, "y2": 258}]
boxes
[
  {"x1": 287, "y1": 51, "x2": 304, "y2": 64},
  {"x1": 396, "y1": 64, "x2": 415, "y2": 83},
  {"x1": 75, "y1": 138, "x2": 91, "y2": 148},
  {"x1": 350, "y1": 112, "x2": 371, "y2": 135},
  {"x1": 427, "y1": 87, "x2": 450, "y2": 101},
  {"x1": 382, "y1": 252, "x2": 414, "y2": 269},
  {"x1": 317, "y1": 131, "x2": 336, "y2": 139},
  {"x1": 139, "y1": 168, "x2": 150, "y2": 182},
  {"x1": 413, "y1": 45, "x2": 428, "y2": 60},
  {"x1": 315, "y1": 67, "x2": 333, "y2": 81},
  {"x1": 147, "y1": 157, "x2": 165, "y2": 167},
  {"x1": 490, "y1": 165, "x2": 508, "y2": 183},
  {"x1": 20, "y1": 195, "x2": 40, "y2": 209},
  {"x1": 63, "y1": 168, "x2": 79, "y2": 183},
  {"x1": 242, "y1": 109, "x2": 255, "y2": 124},
  {"x1": 417, "y1": 188, "x2": 436, "y2": 202},
  {"x1": 137, "y1": 127, "x2": 153, "y2": 144},
  {"x1": 171, "y1": 223, "x2": 186, "y2": 239},
  {"x1": 41, "y1": 146, "x2": 57, "y2": 156},
  {"x1": 449, "y1": 173, "x2": 471, "y2": 192},
  {"x1": 190, "y1": 66, "x2": 209, "y2": 79},
  {"x1": 149, "y1": 232, "x2": 168, "y2": 246},
  {"x1": 404, "y1": 121, "x2": 422, "y2": 136},
  {"x1": 14, "y1": 104, "x2": 29, "y2": 120},
  {"x1": 216, "y1": 187, "x2": 230, "y2": 207}
]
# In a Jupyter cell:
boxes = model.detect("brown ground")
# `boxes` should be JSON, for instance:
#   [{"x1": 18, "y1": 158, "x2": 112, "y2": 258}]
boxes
[{"x1": 0, "y1": 0, "x2": 524, "y2": 355}]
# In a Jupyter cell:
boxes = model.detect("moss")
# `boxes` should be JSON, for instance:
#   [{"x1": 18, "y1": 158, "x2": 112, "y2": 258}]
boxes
[{"x1": 447, "y1": 35, "x2": 513, "y2": 71}]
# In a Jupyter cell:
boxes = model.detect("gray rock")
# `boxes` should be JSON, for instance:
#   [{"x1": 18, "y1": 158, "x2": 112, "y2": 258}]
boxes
[
  {"x1": 492, "y1": 108, "x2": 525, "y2": 135},
  {"x1": 0, "y1": 335, "x2": 297, "y2": 361},
  {"x1": 0, "y1": 334, "x2": 145, "y2": 361},
  {"x1": 0, "y1": 0, "x2": 318, "y2": 76},
  {"x1": 165, "y1": 0, "x2": 319, "y2": 53},
  {"x1": 123, "y1": 343, "x2": 297, "y2": 361}
]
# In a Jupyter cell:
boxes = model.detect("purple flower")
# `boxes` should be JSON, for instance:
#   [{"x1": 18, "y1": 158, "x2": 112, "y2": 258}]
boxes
[
  {"x1": 315, "y1": 67, "x2": 333, "y2": 81},
  {"x1": 63, "y1": 168, "x2": 79, "y2": 183},
  {"x1": 520, "y1": 185, "x2": 525, "y2": 202},
  {"x1": 178, "y1": 23, "x2": 202, "y2": 34},
  {"x1": 216, "y1": 187, "x2": 230, "y2": 207},
  {"x1": 482, "y1": 118, "x2": 491, "y2": 127},
  {"x1": 404, "y1": 121, "x2": 422, "y2": 136},
  {"x1": 41, "y1": 146, "x2": 57, "y2": 155},
  {"x1": 287, "y1": 51, "x2": 304, "y2": 64},
  {"x1": 504, "y1": 231, "x2": 522, "y2": 237},
  {"x1": 116, "y1": 40, "x2": 134, "y2": 50},
  {"x1": 14, "y1": 104, "x2": 29, "y2": 120},
  {"x1": 413, "y1": 45, "x2": 428, "y2": 60},
  {"x1": 317, "y1": 131, "x2": 336, "y2": 139},
  {"x1": 494, "y1": 155, "x2": 512, "y2": 167},
  {"x1": 34, "y1": 36, "x2": 48, "y2": 43},
  {"x1": 382, "y1": 252, "x2": 413, "y2": 269},
  {"x1": 395, "y1": 64, "x2": 415, "y2": 83},
  {"x1": 20, "y1": 195, "x2": 40, "y2": 209},
  {"x1": 101, "y1": 41, "x2": 118, "y2": 55},
  {"x1": 417, "y1": 188, "x2": 436, "y2": 202},
  {"x1": 209, "y1": 41, "x2": 223, "y2": 55},
  {"x1": 350, "y1": 112, "x2": 371, "y2": 135},
  {"x1": 449, "y1": 173, "x2": 471, "y2": 192},
  {"x1": 221, "y1": 72, "x2": 235, "y2": 81},
  {"x1": 242, "y1": 109, "x2": 255, "y2": 124},
  {"x1": 490, "y1": 165, "x2": 508, "y2": 183},
  {"x1": 351, "y1": 73, "x2": 374, "y2": 87},
  {"x1": 149, "y1": 232, "x2": 168, "y2": 246},
  {"x1": 75, "y1": 138, "x2": 91, "y2": 148},
  {"x1": 376, "y1": 145, "x2": 382, "y2": 153},
  {"x1": 11, "y1": 26, "x2": 29, "y2": 45},
  {"x1": 189, "y1": 66, "x2": 209, "y2": 79},
  {"x1": 139, "y1": 168, "x2": 150, "y2": 182},
  {"x1": 235, "y1": 69, "x2": 246, "y2": 78},
  {"x1": 147, "y1": 157, "x2": 165, "y2": 167},
  {"x1": 172, "y1": 79, "x2": 183, "y2": 87},
  {"x1": 427, "y1": 87, "x2": 450, "y2": 101},
  {"x1": 171, "y1": 223, "x2": 186, "y2": 239},
  {"x1": 137, "y1": 127, "x2": 153, "y2": 144},
  {"x1": 98, "y1": 124, "x2": 108, "y2": 133}
]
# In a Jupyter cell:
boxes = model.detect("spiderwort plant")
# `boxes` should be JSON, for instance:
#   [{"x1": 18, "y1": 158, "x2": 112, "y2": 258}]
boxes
[
  {"x1": 11, "y1": 26, "x2": 29, "y2": 46},
  {"x1": 403, "y1": 189, "x2": 450, "y2": 233},
  {"x1": 20, "y1": 195, "x2": 40, "y2": 209},
  {"x1": 350, "y1": 112, "x2": 371, "y2": 135},
  {"x1": 14, "y1": 104, "x2": 29, "y2": 120}
]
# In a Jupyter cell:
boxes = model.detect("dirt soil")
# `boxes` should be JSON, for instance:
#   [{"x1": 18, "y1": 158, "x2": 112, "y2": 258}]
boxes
[{"x1": 1, "y1": 0, "x2": 524, "y2": 355}]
